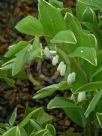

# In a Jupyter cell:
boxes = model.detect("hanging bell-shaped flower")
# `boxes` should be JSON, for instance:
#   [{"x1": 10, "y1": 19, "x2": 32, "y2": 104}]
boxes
[
  {"x1": 57, "y1": 61, "x2": 66, "y2": 76},
  {"x1": 71, "y1": 94, "x2": 75, "y2": 100},
  {"x1": 50, "y1": 50, "x2": 56, "y2": 56},
  {"x1": 67, "y1": 72, "x2": 76, "y2": 84},
  {"x1": 52, "y1": 55, "x2": 59, "y2": 66},
  {"x1": 77, "y1": 92, "x2": 86, "y2": 102},
  {"x1": 44, "y1": 46, "x2": 50, "y2": 57},
  {"x1": 57, "y1": 61, "x2": 64, "y2": 72},
  {"x1": 60, "y1": 64, "x2": 66, "y2": 76}
]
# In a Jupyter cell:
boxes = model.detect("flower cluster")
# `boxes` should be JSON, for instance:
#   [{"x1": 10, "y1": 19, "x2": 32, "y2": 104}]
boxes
[
  {"x1": 43, "y1": 46, "x2": 66, "y2": 76},
  {"x1": 44, "y1": 46, "x2": 86, "y2": 102},
  {"x1": 43, "y1": 47, "x2": 76, "y2": 79}
]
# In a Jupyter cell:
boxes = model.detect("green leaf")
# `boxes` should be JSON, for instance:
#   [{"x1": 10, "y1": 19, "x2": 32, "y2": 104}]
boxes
[
  {"x1": 59, "y1": 8, "x2": 72, "y2": 15},
  {"x1": 23, "y1": 105, "x2": 34, "y2": 118},
  {"x1": 32, "y1": 37, "x2": 41, "y2": 51},
  {"x1": 30, "y1": 129, "x2": 48, "y2": 136},
  {"x1": 0, "y1": 58, "x2": 15, "y2": 70},
  {"x1": 39, "y1": 0, "x2": 66, "y2": 37},
  {"x1": 12, "y1": 47, "x2": 28, "y2": 76},
  {"x1": 28, "y1": 37, "x2": 42, "y2": 61},
  {"x1": 69, "y1": 47, "x2": 97, "y2": 66},
  {"x1": 31, "y1": 108, "x2": 53, "y2": 126},
  {"x1": 5, "y1": 41, "x2": 29, "y2": 58},
  {"x1": 76, "y1": 1, "x2": 98, "y2": 32},
  {"x1": 88, "y1": 34, "x2": 97, "y2": 49},
  {"x1": 33, "y1": 84, "x2": 58, "y2": 99},
  {"x1": 0, "y1": 70, "x2": 15, "y2": 87},
  {"x1": 48, "y1": 97, "x2": 83, "y2": 126},
  {"x1": 82, "y1": 7, "x2": 98, "y2": 25},
  {"x1": 76, "y1": 81, "x2": 102, "y2": 93},
  {"x1": 96, "y1": 99, "x2": 102, "y2": 113},
  {"x1": 30, "y1": 119, "x2": 42, "y2": 131},
  {"x1": 79, "y1": 0, "x2": 102, "y2": 10},
  {"x1": 76, "y1": 1, "x2": 87, "y2": 21},
  {"x1": 64, "y1": 13, "x2": 90, "y2": 47},
  {"x1": 91, "y1": 65, "x2": 102, "y2": 81},
  {"x1": 45, "y1": 124, "x2": 56, "y2": 136},
  {"x1": 90, "y1": 51, "x2": 102, "y2": 80},
  {"x1": 19, "y1": 108, "x2": 42, "y2": 128},
  {"x1": 58, "y1": 81, "x2": 71, "y2": 91},
  {"x1": 1, "y1": 62, "x2": 13, "y2": 70},
  {"x1": 64, "y1": 107, "x2": 83, "y2": 126},
  {"x1": 84, "y1": 90, "x2": 102, "y2": 118},
  {"x1": 50, "y1": 30, "x2": 77, "y2": 44},
  {"x1": 47, "y1": 97, "x2": 75, "y2": 109},
  {"x1": 2, "y1": 126, "x2": 23, "y2": 136},
  {"x1": 96, "y1": 113, "x2": 102, "y2": 128},
  {"x1": 28, "y1": 48, "x2": 42, "y2": 62},
  {"x1": 16, "y1": 126, "x2": 21, "y2": 136},
  {"x1": 14, "y1": 71, "x2": 27, "y2": 80},
  {"x1": 2, "y1": 126, "x2": 17, "y2": 136},
  {"x1": 0, "y1": 123, "x2": 10, "y2": 128},
  {"x1": 15, "y1": 16, "x2": 44, "y2": 36},
  {"x1": 0, "y1": 128, "x2": 5, "y2": 134},
  {"x1": 9, "y1": 108, "x2": 17, "y2": 126},
  {"x1": 19, "y1": 107, "x2": 52, "y2": 128},
  {"x1": 49, "y1": 0, "x2": 63, "y2": 8},
  {"x1": 2, "y1": 58, "x2": 15, "y2": 67},
  {"x1": 20, "y1": 128, "x2": 28, "y2": 136},
  {"x1": 33, "y1": 81, "x2": 70, "y2": 99}
]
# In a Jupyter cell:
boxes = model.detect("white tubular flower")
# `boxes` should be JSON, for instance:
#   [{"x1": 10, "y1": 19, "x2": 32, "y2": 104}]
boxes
[
  {"x1": 60, "y1": 64, "x2": 66, "y2": 76},
  {"x1": 44, "y1": 46, "x2": 50, "y2": 57},
  {"x1": 71, "y1": 94, "x2": 74, "y2": 100},
  {"x1": 52, "y1": 55, "x2": 59, "y2": 66},
  {"x1": 57, "y1": 61, "x2": 64, "y2": 72},
  {"x1": 77, "y1": 92, "x2": 86, "y2": 102},
  {"x1": 50, "y1": 50, "x2": 56, "y2": 56},
  {"x1": 67, "y1": 72, "x2": 76, "y2": 84},
  {"x1": 57, "y1": 61, "x2": 66, "y2": 76}
]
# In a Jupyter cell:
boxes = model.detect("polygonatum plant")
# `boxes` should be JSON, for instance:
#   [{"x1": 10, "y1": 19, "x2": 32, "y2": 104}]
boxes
[{"x1": 1, "y1": 0, "x2": 102, "y2": 135}]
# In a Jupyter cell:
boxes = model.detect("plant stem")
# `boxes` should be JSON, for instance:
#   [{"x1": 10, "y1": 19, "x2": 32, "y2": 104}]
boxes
[
  {"x1": 83, "y1": 120, "x2": 92, "y2": 136},
  {"x1": 83, "y1": 118, "x2": 99, "y2": 136},
  {"x1": 28, "y1": 73, "x2": 40, "y2": 86},
  {"x1": 80, "y1": 114, "x2": 90, "y2": 136},
  {"x1": 94, "y1": 128, "x2": 99, "y2": 136}
]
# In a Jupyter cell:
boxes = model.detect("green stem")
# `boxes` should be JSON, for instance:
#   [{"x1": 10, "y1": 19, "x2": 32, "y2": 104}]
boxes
[
  {"x1": 28, "y1": 74, "x2": 40, "y2": 86},
  {"x1": 94, "y1": 128, "x2": 99, "y2": 136},
  {"x1": 82, "y1": 117, "x2": 99, "y2": 136},
  {"x1": 79, "y1": 109, "x2": 92, "y2": 136},
  {"x1": 83, "y1": 120, "x2": 92, "y2": 136}
]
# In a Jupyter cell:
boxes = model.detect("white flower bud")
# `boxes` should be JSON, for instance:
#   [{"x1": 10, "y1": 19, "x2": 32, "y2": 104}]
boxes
[
  {"x1": 52, "y1": 55, "x2": 59, "y2": 66},
  {"x1": 77, "y1": 92, "x2": 86, "y2": 102},
  {"x1": 57, "y1": 61, "x2": 66, "y2": 76},
  {"x1": 44, "y1": 47, "x2": 50, "y2": 57},
  {"x1": 60, "y1": 64, "x2": 66, "y2": 76},
  {"x1": 67, "y1": 72, "x2": 76, "y2": 84},
  {"x1": 57, "y1": 61, "x2": 64, "y2": 72},
  {"x1": 50, "y1": 50, "x2": 56, "y2": 56},
  {"x1": 71, "y1": 94, "x2": 74, "y2": 100}
]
